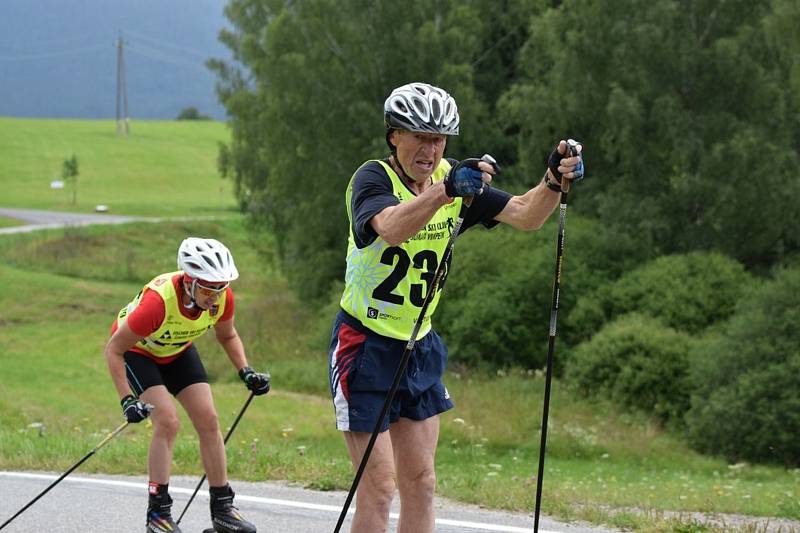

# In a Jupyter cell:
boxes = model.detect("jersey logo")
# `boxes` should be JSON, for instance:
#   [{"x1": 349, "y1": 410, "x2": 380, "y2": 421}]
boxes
[{"x1": 154, "y1": 278, "x2": 167, "y2": 286}]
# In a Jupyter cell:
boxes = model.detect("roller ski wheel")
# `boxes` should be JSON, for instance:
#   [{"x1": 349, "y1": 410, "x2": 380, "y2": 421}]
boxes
[{"x1": 202, "y1": 529, "x2": 215, "y2": 533}]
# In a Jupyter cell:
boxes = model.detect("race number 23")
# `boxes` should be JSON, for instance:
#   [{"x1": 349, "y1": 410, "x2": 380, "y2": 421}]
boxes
[{"x1": 372, "y1": 248, "x2": 438, "y2": 307}]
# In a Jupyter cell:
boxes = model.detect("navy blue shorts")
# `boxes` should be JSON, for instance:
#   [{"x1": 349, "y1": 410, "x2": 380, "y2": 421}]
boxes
[{"x1": 328, "y1": 310, "x2": 454, "y2": 432}]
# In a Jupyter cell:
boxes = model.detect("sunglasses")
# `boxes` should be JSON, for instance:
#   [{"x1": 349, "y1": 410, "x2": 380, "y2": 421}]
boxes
[{"x1": 195, "y1": 280, "x2": 229, "y2": 297}]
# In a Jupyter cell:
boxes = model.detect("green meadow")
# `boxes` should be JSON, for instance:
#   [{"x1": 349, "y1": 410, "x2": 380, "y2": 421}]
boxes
[
  {"x1": 0, "y1": 216, "x2": 24, "y2": 228},
  {"x1": 0, "y1": 117, "x2": 236, "y2": 216},
  {"x1": 0, "y1": 119, "x2": 797, "y2": 532}
]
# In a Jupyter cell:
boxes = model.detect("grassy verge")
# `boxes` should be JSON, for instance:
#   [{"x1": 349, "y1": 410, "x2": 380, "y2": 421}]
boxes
[
  {"x1": 0, "y1": 117, "x2": 236, "y2": 216},
  {"x1": 0, "y1": 216, "x2": 25, "y2": 228},
  {"x1": 1, "y1": 220, "x2": 798, "y2": 533}
]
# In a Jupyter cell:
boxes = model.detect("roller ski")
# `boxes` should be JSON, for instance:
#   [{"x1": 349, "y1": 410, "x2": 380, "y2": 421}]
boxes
[{"x1": 204, "y1": 484, "x2": 257, "y2": 533}]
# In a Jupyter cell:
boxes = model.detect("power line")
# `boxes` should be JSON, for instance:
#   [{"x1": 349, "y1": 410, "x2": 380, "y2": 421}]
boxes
[
  {"x1": 123, "y1": 28, "x2": 211, "y2": 61},
  {"x1": 126, "y1": 42, "x2": 210, "y2": 74}
]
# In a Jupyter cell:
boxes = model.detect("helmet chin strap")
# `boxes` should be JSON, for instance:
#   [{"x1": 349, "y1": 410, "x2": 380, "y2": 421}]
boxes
[
  {"x1": 183, "y1": 279, "x2": 198, "y2": 309},
  {"x1": 389, "y1": 154, "x2": 414, "y2": 184},
  {"x1": 387, "y1": 130, "x2": 413, "y2": 183}
]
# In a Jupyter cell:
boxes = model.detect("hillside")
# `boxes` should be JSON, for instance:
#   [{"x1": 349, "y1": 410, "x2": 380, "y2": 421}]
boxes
[{"x1": 0, "y1": 117, "x2": 235, "y2": 216}]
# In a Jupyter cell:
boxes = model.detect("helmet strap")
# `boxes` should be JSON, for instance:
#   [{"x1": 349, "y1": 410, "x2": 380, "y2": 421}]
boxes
[
  {"x1": 388, "y1": 155, "x2": 414, "y2": 185},
  {"x1": 182, "y1": 278, "x2": 198, "y2": 309},
  {"x1": 385, "y1": 129, "x2": 397, "y2": 156}
]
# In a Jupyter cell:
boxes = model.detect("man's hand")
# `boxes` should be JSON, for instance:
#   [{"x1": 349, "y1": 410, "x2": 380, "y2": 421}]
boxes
[
  {"x1": 239, "y1": 366, "x2": 271, "y2": 396},
  {"x1": 121, "y1": 394, "x2": 152, "y2": 423},
  {"x1": 443, "y1": 154, "x2": 500, "y2": 198},
  {"x1": 546, "y1": 139, "x2": 584, "y2": 190}
]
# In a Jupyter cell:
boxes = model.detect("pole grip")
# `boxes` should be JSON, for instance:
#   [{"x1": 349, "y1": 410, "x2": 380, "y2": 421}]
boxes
[{"x1": 561, "y1": 139, "x2": 579, "y2": 194}]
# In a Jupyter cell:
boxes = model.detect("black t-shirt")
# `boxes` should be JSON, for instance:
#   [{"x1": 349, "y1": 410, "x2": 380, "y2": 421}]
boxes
[{"x1": 350, "y1": 159, "x2": 512, "y2": 248}]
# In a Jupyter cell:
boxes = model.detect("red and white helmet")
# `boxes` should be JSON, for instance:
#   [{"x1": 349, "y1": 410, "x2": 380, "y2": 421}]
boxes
[
  {"x1": 384, "y1": 82, "x2": 460, "y2": 136},
  {"x1": 177, "y1": 237, "x2": 239, "y2": 282}
]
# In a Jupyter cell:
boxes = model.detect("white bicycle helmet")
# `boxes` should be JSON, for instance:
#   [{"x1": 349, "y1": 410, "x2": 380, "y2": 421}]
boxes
[
  {"x1": 384, "y1": 82, "x2": 460, "y2": 136},
  {"x1": 177, "y1": 237, "x2": 239, "y2": 282}
]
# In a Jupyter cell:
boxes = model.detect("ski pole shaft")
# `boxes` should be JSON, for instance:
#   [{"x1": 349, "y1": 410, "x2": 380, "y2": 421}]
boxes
[
  {"x1": 176, "y1": 391, "x2": 256, "y2": 525},
  {"x1": 0, "y1": 421, "x2": 129, "y2": 531},
  {"x1": 533, "y1": 140, "x2": 577, "y2": 533}
]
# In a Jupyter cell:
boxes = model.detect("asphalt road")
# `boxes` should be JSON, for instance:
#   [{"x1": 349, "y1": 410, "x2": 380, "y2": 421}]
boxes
[
  {"x1": 0, "y1": 207, "x2": 151, "y2": 235},
  {"x1": 0, "y1": 471, "x2": 618, "y2": 533}
]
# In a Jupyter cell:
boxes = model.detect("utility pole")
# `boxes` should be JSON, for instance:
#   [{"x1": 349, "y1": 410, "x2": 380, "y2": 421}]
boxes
[{"x1": 115, "y1": 31, "x2": 129, "y2": 137}]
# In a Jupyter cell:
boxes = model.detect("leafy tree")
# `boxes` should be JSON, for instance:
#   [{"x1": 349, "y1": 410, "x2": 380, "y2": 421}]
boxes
[
  {"x1": 210, "y1": 0, "x2": 550, "y2": 300},
  {"x1": 61, "y1": 154, "x2": 79, "y2": 205},
  {"x1": 498, "y1": 0, "x2": 800, "y2": 270}
]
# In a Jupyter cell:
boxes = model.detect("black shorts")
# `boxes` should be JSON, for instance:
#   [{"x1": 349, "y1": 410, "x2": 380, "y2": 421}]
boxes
[{"x1": 124, "y1": 345, "x2": 208, "y2": 397}]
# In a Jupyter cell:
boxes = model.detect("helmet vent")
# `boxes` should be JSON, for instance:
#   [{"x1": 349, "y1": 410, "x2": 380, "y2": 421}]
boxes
[
  {"x1": 383, "y1": 82, "x2": 460, "y2": 136},
  {"x1": 177, "y1": 237, "x2": 239, "y2": 282}
]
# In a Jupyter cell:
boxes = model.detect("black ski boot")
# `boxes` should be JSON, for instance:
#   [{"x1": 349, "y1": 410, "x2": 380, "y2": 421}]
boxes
[
  {"x1": 146, "y1": 483, "x2": 183, "y2": 533},
  {"x1": 209, "y1": 484, "x2": 256, "y2": 533}
]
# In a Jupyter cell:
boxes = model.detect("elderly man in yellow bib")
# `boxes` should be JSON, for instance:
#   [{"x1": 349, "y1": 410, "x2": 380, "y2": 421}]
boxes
[
  {"x1": 328, "y1": 82, "x2": 585, "y2": 533},
  {"x1": 105, "y1": 237, "x2": 270, "y2": 533}
]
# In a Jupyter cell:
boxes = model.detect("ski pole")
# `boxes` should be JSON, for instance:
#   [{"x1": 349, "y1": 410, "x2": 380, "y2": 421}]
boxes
[
  {"x1": 0, "y1": 419, "x2": 133, "y2": 531},
  {"x1": 533, "y1": 140, "x2": 578, "y2": 533},
  {"x1": 176, "y1": 390, "x2": 256, "y2": 525},
  {"x1": 332, "y1": 155, "x2": 498, "y2": 533}
]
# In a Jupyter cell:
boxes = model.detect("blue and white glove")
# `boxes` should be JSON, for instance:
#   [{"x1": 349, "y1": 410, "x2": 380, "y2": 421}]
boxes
[{"x1": 443, "y1": 154, "x2": 500, "y2": 198}]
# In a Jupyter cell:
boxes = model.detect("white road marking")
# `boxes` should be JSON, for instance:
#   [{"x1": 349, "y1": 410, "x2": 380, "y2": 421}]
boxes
[{"x1": 1, "y1": 471, "x2": 548, "y2": 532}]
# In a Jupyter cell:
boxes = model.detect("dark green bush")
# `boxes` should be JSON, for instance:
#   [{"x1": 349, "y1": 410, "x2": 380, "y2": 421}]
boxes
[
  {"x1": 566, "y1": 313, "x2": 694, "y2": 424},
  {"x1": 436, "y1": 226, "x2": 552, "y2": 368},
  {"x1": 435, "y1": 215, "x2": 644, "y2": 369},
  {"x1": 176, "y1": 106, "x2": 211, "y2": 120},
  {"x1": 685, "y1": 267, "x2": 800, "y2": 466},
  {"x1": 566, "y1": 252, "x2": 751, "y2": 346}
]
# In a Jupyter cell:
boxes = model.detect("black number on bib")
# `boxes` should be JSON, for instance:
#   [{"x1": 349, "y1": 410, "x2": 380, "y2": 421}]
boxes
[
  {"x1": 410, "y1": 250, "x2": 438, "y2": 307},
  {"x1": 372, "y1": 248, "x2": 409, "y2": 305},
  {"x1": 372, "y1": 247, "x2": 439, "y2": 307}
]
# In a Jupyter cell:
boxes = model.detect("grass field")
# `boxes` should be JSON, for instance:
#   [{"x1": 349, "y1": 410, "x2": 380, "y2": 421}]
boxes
[
  {"x1": 2, "y1": 221, "x2": 798, "y2": 532},
  {"x1": 0, "y1": 118, "x2": 797, "y2": 532},
  {"x1": 0, "y1": 117, "x2": 236, "y2": 216},
  {"x1": 0, "y1": 216, "x2": 24, "y2": 228}
]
